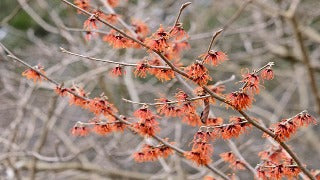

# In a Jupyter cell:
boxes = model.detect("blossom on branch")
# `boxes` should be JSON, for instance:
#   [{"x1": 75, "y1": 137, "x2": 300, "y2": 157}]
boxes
[
  {"x1": 184, "y1": 133, "x2": 213, "y2": 166},
  {"x1": 199, "y1": 50, "x2": 228, "y2": 66},
  {"x1": 184, "y1": 61, "x2": 212, "y2": 86},
  {"x1": 74, "y1": 0, "x2": 90, "y2": 13},
  {"x1": 22, "y1": 64, "x2": 46, "y2": 83},
  {"x1": 225, "y1": 91, "x2": 253, "y2": 110}
]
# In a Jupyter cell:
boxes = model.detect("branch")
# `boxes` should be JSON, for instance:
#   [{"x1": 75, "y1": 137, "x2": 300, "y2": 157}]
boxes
[
  {"x1": 60, "y1": 48, "x2": 171, "y2": 70},
  {"x1": 290, "y1": 15, "x2": 320, "y2": 115},
  {"x1": 171, "y1": 2, "x2": 192, "y2": 29}
]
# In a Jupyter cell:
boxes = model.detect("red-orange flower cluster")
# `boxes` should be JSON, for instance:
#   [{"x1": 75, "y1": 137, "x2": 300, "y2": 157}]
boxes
[
  {"x1": 213, "y1": 117, "x2": 251, "y2": 139},
  {"x1": 72, "y1": 126, "x2": 89, "y2": 136},
  {"x1": 271, "y1": 111, "x2": 316, "y2": 142},
  {"x1": 261, "y1": 67, "x2": 274, "y2": 80},
  {"x1": 184, "y1": 131, "x2": 213, "y2": 166},
  {"x1": 225, "y1": 91, "x2": 253, "y2": 110},
  {"x1": 241, "y1": 71, "x2": 260, "y2": 94},
  {"x1": 103, "y1": 30, "x2": 132, "y2": 48},
  {"x1": 148, "y1": 57, "x2": 176, "y2": 81},
  {"x1": 156, "y1": 98, "x2": 181, "y2": 117},
  {"x1": 107, "y1": 0, "x2": 119, "y2": 7},
  {"x1": 257, "y1": 146, "x2": 302, "y2": 179},
  {"x1": 184, "y1": 62, "x2": 212, "y2": 86},
  {"x1": 84, "y1": 15, "x2": 98, "y2": 30},
  {"x1": 110, "y1": 66, "x2": 126, "y2": 77},
  {"x1": 74, "y1": 0, "x2": 90, "y2": 13},
  {"x1": 131, "y1": 19, "x2": 150, "y2": 38},
  {"x1": 134, "y1": 61, "x2": 150, "y2": 78},
  {"x1": 170, "y1": 23, "x2": 188, "y2": 40},
  {"x1": 22, "y1": 64, "x2": 46, "y2": 83},
  {"x1": 132, "y1": 106, "x2": 160, "y2": 136},
  {"x1": 54, "y1": 85, "x2": 119, "y2": 121},
  {"x1": 220, "y1": 152, "x2": 245, "y2": 170},
  {"x1": 200, "y1": 50, "x2": 228, "y2": 66},
  {"x1": 133, "y1": 143, "x2": 174, "y2": 162},
  {"x1": 145, "y1": 25, "x2": 170, "y2": 52},
  {"x1": 257, "y1": 162, "x2": 301, "y2": 179}
]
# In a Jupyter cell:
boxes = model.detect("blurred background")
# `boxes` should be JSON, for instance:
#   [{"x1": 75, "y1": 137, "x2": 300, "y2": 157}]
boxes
[{"x1": 0, "y1": 0, "x2": 319, "y2": 179}]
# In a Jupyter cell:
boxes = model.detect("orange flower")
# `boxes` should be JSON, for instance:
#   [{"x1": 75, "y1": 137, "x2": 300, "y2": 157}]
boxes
[
  {"x1": 241, "y1": 71, "x2": 260, "y2": 94},
  {"x1": 184, "y1": 151, "x2": 212, "y2": 166},
  {"x1": 93, "y1": 10, "x2": 118, "y2": 24},
  {"x1": 292, "y1": 110, "x2": 316, "y2": 127},
  {"x1": 74, "y1": 0, "x2": 90, "y2": 13},
  {"x1": 184, "y1": 135, "x2": 213, "y2": 166},
  {"x1": 107, "y1": 0, "x2": 119, "y2": 7},
  {"x1": 145, "y1": 25, "x2": 170, "y2": 52},
  {"x1": 270, "y1": 111, "x2": 316, "y2": 142},
  {"x1": 157, "y1": 145, "x2": 174, "y2": 158},
  {"x1": 134, "y1": 61, "x2": 150, "y2": 78},
  {"x1": 103, "y1": 30, "x2": 132, "y2": 48},
  {"x1": 153, "y1": 69, "x2": 175, "y2": 81},
  {"x1": 156, "y1": 98, "x2": 181, "y2": 117},
  {"x1": 83, "y1": 16, "x2": 98, "y2": 30},
  {"x1": 221, "y1": 124, "x2": 242, "y2": 139},
  {"x1": 175, "y1": 90, "x2": 190, "y2": 103},
  {"x1": 207, "y1": 117, "x2": 250, "y2": 139},
  {"x1": 184, "y1": 62, "x2": 212, "y2": 86},
  {"x1": 133, "y1": 152, "x2": 146, "y2": 163},
  {"x1": 257, "y1": 162, "x2": 301, "y2": 180},
  {"x1": 112, "y1": 121, "x2": 126, "y2": 132},
  {"x1": 103, "y1": 13, "x2": 118, "y2": 24},
  {"x1": 170, "y1": 41, "x2": 190, "y2": 59},
  {"x1": 145, "y1": 38, "x2": 169, "y2": 52},
  {"x1": 147, "y1": 57, "x2": 175, "y2": 81},
  {"x1": 199, "y1": 50, "x2": 228, "y2": 66},
  {"x1": 283, "y1": 166, "x2": 301, "y2": 177},
  {"x1": 225, "y1": 91, "x2": 253, "y2": 110},
  {"x1": 84, "y1": 31, "x2": 98, "y2": 41},
  {"x1": 133, "y1": 107, "x2": 160, "y2": 136},
  {"x1": 204, "y1": 176, "x2": 216, "y2": 180},
  {"x1": 220, "y1": 152, "x2": 236, "y2": 163},
  {"x1": 22, "y1": 64, "x2": 46, "y2": 83},
  {"x1": 206, "y1": 117, "x2": 223, "y2": 126},
  {"x1": 131, "y1": 19, "x2": 150, "y2": 37},
  {"x1": 86, "y1": 97, "x2": 118, "y2": 119},
  {"x1": 55, "y1": 86, "x2": 69, "y2": 96},
  {"x1": 170, "y1": 23, "x2": 188, "y2": 40},
  {"x1": 181, "y1": 102, "x2": 196, "y2": 113},
  {"x1": 93, "y1": 123, "x2": 113, "y2": 135},
  {"x1": 261, "y1": 67, "x2": 274, "y2": 80},
  {"x1": 133, "y1": 106, "x2": 154, "y2": 119},
  {"x1": 133, "y1": 143, "x2": 174, "y2": 163},
  {"x1": 110, "y1": 66, "x2": 126, "y2": 77},
  {"x1": 233, "y1": 161, "x2": 246, "y2": 170},
  {"x1": 71, "y1": 123, "x2": 89, "y2": 136},
  {"x1": 133, "y1": 121, "x2": 160, "y2": 137},
  {"x1": 68, "y1": 86, "x2": 89, "y2": 108},
  {"x1": 182, "y1": 111, "x2": 202, "y2": 126},
  {"x1": 220, "y1": 152, "x2": 245, "y2": 170},
  {"x1": 258, "y1": 146, "x2": 287, "y2": 163},
  {"x1": 273, "y1": 121, "x2": 296, "y2": 142}
]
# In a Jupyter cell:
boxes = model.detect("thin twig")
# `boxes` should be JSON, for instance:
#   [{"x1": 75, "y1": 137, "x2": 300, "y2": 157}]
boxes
[
  {"x1": 170, "y1": 2, "x2": 192, "y2": 31},
  {"x1": 60, "y1": 47, "x2": 171, "y2": 69},
  {"x1": 207, "y1": 29, "x2": 223, "y2": 52}
]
